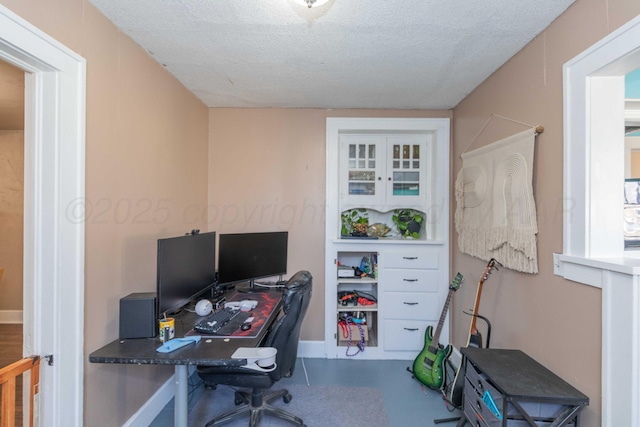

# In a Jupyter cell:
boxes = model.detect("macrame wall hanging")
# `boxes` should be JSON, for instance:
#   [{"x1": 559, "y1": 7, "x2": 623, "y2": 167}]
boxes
[{"x1": 455, "y1": 116, "x2": 543, "y2": 274}]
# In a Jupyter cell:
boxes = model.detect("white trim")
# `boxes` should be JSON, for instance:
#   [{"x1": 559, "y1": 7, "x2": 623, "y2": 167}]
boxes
[
  {"x1": 0, "y1": 310, "x2": 24, "y2": 324},
  {"x1": 563, "y1": 14, "x2": 640, "y2": 258},
  {"x1": 296, "y1": 340, "x2": 326, "y2": 358},
  {"x1": 562, "y1": 14, "x2": 640, "y2": 427},
  {"x1": 0, "y1": 5, "x2": 86, "y2": 426}
]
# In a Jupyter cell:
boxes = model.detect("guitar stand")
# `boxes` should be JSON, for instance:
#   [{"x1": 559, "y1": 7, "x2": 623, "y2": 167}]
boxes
[
  {"x1": 462, "y1": 312, "x2": 492, "y2": 348},
  {"x1": 432, "y1": 314, "x2": 492, "y2": 424}
]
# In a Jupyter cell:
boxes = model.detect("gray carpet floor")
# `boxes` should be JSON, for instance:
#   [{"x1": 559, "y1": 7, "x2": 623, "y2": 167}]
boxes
[
  {"x1": 189, "y1": 384, "x2": 390, "y2": 427},
  {"x1": 150, "y1": 358, "x2": 463, "y2": 426}
]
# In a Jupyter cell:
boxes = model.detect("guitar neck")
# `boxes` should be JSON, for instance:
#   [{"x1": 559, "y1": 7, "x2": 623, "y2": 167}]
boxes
[{"x1": 430, "y1": 288, "x2": 455, "y2": 350}]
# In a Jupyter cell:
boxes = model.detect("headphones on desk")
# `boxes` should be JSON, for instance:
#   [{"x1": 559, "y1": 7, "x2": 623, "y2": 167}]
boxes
[{"x1": 195, "y1": 299, "x2": 213, "y2": 316}]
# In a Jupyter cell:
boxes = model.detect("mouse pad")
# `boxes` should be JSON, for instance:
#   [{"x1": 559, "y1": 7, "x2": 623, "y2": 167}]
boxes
[
  {"x1": 226, "y1": 291, "x2": 281, "y2": 338},
  {"x1": 186, "y1": 291, "x2": 281, "y2": 339}
]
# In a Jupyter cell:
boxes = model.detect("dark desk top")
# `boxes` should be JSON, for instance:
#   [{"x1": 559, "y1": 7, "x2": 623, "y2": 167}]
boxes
[
  {"x1": 461, "y1": 347, "x2": 589, "y2": 405},
  {"x1": 89, "y1": 289, "x2": 283, "y2": 367}
]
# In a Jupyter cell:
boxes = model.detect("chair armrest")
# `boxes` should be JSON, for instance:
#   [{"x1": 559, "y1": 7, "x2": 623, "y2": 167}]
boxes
[{"x1": 231, "y1": 347, "x2": 277, "y2": 372}]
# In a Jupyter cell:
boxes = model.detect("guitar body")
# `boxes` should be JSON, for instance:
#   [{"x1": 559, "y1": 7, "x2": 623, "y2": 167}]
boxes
[
  {"x1": 469, "y1": 331, "x2": 483, "y2": 349},
  {"x1": 412, "y1": 325, "x2": 453, "y2": 390},
  {"x1": 408, "y1": 273, "x2": 462, "y2": 390}
]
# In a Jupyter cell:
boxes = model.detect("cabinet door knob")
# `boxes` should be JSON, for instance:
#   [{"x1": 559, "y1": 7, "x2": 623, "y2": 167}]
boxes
[
  {"x1": 388, "y1": 177, "x2": 392, "y2": 181},
  {"x1": 378, "y1": 177, "x2": 382, "y2": 180}
]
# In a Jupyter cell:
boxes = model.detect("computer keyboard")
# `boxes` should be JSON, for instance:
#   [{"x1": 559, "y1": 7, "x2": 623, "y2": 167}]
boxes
[{"x1": 193, "y1": 307, "x2": 251, "y2": 335}]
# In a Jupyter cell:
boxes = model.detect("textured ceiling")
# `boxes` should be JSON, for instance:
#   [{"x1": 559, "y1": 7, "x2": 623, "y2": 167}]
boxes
[{"x1": 87, "y1": 0, "x2": 575, "y2": 109}]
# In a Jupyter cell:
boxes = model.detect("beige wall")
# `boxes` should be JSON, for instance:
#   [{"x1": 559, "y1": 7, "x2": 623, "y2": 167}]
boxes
[
  {"x1": 208, "y1": 108, "x2": 451, "y2": 341},
  {"x1": 0, "y1": 58, "x2": 24, "y2": 313},
  {"x1": 2, "y1": 0, "x2": 210, "y2": 424},
  {"x1": 0, "y1": 130, "x2": 23, "y2": 311},
  {"x1": 0, "y1": 59, "x2": 24, "y2": 130},
  {"x1": 451, "y1": 1, "x2": 640, "y2": 426}
]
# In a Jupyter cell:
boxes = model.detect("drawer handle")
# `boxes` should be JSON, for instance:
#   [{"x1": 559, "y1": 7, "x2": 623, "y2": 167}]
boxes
[
  {"x1": 475, "y1": 399, "x2": 482, "y2": 412},
  {"x1": 403, "y1": 327, "x2": 419, "y2": 331},
  {"x1": 403, "y1": 302, "x2": 419, "y2": 306},
  {"x1": 477, "y1": 380, "x2": 484, "y2": 392},
  {"x1": 403, "y1": 278, "x2": 418, "y2": 282},
  {"x1": 402, "y1": 256, "x2": 418, "y2": 260}
]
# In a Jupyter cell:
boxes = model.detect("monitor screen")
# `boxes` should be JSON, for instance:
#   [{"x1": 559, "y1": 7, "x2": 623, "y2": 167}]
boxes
[
  {"x1": 156, "y1": 231, "x2": 217, "y2": 316},
  {"x1": 217, "y1": 232, "x2": 288, "y2": 286}
]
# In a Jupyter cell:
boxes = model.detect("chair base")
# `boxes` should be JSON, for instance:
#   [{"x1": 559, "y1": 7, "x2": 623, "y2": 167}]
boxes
[{"x1": 205, "y1": 387, "x2": 306, "y2": 427}]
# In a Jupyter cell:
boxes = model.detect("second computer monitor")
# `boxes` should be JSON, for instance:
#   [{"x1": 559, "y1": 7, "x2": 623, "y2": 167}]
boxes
[{"x1": 217, "y1": 231, "x2": 288, "y2": 287}]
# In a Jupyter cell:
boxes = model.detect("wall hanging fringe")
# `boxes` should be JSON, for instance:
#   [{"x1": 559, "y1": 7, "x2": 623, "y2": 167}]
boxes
[
  {"x1": 455, "y1": 127, "x2": 539, "y2": 274},
  {"x1": 461, "y1": 114, "x2": 543, "y2": 158}
]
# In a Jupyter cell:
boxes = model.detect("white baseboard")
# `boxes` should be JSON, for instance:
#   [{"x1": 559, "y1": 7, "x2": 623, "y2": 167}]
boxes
[
  {"x1": 0, "y1": 310, "x2": 23, "y2": 323},
  {"x1": 297, "y1": 340, "x2": 325, "y2": 358}
]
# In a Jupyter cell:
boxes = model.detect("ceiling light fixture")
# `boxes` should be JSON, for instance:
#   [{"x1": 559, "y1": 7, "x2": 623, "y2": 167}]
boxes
[{"x1": 296, "y1": 0, "x2": 330, "y2": 8}]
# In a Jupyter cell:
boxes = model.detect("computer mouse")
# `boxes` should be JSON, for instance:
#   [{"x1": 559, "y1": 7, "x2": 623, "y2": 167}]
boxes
[{"x1": 240, "y1": 323, "x2": 252, "y2": 331}]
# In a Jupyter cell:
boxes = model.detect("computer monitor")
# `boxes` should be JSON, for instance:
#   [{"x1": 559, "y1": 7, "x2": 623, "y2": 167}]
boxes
[
  {"x1": 217, "y1": 231, "x2": 288, "y2": 288},
  {"x1": 156, "y1": 231, "x2": 217, "y2": 316}
]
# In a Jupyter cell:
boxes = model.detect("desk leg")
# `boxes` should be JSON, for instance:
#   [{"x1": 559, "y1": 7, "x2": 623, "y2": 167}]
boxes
[{"x1": 174, "y1": 365, "x2": 189, "y2": 427}]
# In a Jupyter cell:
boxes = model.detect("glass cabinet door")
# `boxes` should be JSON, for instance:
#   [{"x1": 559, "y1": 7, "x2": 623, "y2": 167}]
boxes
[
  {"x1": 386, "y1": 136, "x2": 428, "y2": 205},
  {"x1": 340, "y1": 136, "x2": 385, "y2": 207}
]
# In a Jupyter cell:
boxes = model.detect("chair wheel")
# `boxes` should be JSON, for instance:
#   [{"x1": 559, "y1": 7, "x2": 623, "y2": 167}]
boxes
[
  {"x1": 234, "y1": 391, "x2": 244, "y2": 405},
  {"x1": 283, "y1": 392, "x2": 292, "y2": 404}
]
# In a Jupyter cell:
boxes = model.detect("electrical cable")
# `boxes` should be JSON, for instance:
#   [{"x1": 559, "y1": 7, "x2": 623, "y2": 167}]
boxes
[{"x1": 300, "y1": 357, "x2": 310, "y2": 387}]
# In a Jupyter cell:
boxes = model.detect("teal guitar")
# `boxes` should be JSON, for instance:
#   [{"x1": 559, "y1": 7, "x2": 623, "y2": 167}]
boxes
[{"x1": 411, "y1": 273, "x2": 463, "y2": 390}]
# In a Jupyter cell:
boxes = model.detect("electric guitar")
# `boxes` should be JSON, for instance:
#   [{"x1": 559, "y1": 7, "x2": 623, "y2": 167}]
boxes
[
  {"x1": 411, "y1": 273, "x2": 463, "y2": 390},
  {"x1": 448, "y1": 258, "x2": 500, "y2": 407}
]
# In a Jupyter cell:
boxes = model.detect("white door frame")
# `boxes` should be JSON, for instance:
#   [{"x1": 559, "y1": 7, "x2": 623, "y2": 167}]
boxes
[
  {"x1": 561, "y1": 13, "x2": 640, "y2": 427},
  {"x1": 0, "y1": 5, "x2": 85, "y2": 426}
]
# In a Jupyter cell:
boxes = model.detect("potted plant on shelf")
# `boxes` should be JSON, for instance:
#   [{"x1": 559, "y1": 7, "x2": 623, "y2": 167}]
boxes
[
  {"x1": 341, "y1": 208, "x2": 369, "y2": 237},
  {"x1": 392, "y1": 208, "x2": 424, "y2": 238}
]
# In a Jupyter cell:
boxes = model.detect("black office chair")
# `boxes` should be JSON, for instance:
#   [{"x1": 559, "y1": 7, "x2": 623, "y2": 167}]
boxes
[{"x1": 197, "y1": 270, "x2": 313, "y2": 427}]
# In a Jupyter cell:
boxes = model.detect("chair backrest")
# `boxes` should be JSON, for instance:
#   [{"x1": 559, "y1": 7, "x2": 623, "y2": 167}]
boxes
[{"x1": 264, "y1": 270, "x2": 312, "y2": 380}]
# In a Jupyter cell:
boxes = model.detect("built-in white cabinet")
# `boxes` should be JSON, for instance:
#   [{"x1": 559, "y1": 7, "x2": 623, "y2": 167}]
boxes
[{"x1": 325, "y1": 117, "x2": 450, "y2": 360}]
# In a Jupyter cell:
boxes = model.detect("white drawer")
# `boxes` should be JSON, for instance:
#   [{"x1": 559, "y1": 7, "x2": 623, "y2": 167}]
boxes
[
  {"x1": 384, "y1": 292, "x2": 439, "y2": 320},
  {"x1": 384, "y1": 247, "x2": 439, "y2": 269},
  {"x1": 383, "y1": 319, "x2": 429, "y2": 351},
  {"x1": 383, "y1": 269, "x2": 439, "y2": 292}
]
